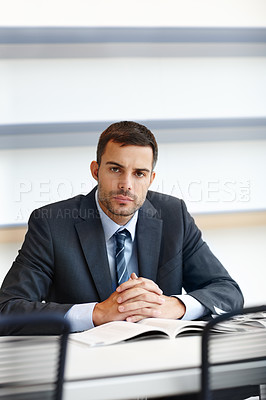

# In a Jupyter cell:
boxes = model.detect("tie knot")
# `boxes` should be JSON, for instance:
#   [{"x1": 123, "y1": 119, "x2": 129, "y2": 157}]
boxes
[{"x1": 115, "y1": 229, "x2": 129, "y2": 245}]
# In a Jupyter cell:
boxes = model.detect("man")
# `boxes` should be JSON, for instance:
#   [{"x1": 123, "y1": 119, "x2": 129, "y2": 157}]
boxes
[{"x1": 0, "y1": 121, "x2": 243, "y2": 334}]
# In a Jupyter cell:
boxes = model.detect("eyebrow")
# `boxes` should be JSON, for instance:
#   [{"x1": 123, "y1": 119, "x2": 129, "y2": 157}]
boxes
[{"x1": 106, "y1": 161, "x2": 151, "y2": 173}]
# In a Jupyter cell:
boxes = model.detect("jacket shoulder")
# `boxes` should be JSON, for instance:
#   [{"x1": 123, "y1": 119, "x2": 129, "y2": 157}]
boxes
[{"x1": 145, "y1": 191, "x2": 195, "y2": 228}]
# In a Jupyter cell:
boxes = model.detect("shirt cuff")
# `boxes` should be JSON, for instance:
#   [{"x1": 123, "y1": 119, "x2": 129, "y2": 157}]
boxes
[
  {"x1": 174, "y1": 294, "x2": 208, "y2": 320},
  {"x1": 65, "y1": 303, "x2": 97, "y2": 332}
]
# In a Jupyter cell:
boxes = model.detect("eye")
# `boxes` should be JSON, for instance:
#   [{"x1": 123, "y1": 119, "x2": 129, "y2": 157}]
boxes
[
  {"x1": 110, "y1": 167, "x2": 120, "y2": 173},
  {"x1": 135, "y1": 171, "x2": 145, "y2": 178}
]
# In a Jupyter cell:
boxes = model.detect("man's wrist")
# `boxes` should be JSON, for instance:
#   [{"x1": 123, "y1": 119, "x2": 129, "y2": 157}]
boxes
[
  {"x1": 175, "y1": 296, "x2": 186, "y2": 318},
  {"x1": 174, "y1": 294, "x2": 207, "y2": 320},
  {"x1": 65, "y1": 303, "x2": 97, "y2": 332},
  {"x1": 92, "y1": 302, "x2": 105, "y2": 326}
]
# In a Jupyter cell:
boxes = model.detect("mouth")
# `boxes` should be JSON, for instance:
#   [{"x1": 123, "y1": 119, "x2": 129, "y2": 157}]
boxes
[{"x1": 113, "y1": 195, "x2": 134, "y2": 203}]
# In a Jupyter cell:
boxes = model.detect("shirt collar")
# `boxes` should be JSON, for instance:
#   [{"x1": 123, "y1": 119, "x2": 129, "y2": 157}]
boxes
[{"x1": 95, "y1": 190, "x2": 138, "y2": 242}]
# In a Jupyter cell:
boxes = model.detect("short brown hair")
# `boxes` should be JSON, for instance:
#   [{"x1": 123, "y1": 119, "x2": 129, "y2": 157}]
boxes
[{"x1": 97, "y1": 121, "x2": 158, "y2": 170}]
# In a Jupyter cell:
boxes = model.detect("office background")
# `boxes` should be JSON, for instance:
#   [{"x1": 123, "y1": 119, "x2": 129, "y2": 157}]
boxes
[{"x1": 0, "y1": 0, "x2": 266, "y2": 307}]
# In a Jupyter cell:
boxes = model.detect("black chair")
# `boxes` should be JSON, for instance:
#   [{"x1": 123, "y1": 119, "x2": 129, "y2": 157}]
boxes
[
  {"x1": 201, "y1": 305, "x2": 266, "y2": 400},
  {"x1": 0, "y1": 313, "x2": 70, "y2": 400}
]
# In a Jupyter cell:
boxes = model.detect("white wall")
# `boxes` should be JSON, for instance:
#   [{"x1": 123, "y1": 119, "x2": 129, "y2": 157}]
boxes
[
  {"x1": 1, "y1": 57, "x2": 266, "y2": 125},
  {"x1": 202, "y1": 225, "x2": 266, "y2": 307},
  {"x1": 1, "y1": 0, "x2": 266, "y2": 27},
  {"x1": 0, "y1": 242, "x2": 21, "y2": 285}
]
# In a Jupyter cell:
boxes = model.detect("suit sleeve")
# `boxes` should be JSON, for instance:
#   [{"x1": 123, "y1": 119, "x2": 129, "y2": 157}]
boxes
[
  {"x1": 0, "y1": 210, "x2": 72, "y2": 334},
  {"x1": 180, "y1": 200, "x2": 244, "y2": 315}
]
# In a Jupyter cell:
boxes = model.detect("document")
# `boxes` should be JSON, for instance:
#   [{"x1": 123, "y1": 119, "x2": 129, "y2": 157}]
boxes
[{"x1": 70, "y1": 318, "x2": 206, "y2": 346}]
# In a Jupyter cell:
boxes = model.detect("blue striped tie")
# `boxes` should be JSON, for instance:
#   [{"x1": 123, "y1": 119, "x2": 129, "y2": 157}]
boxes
[{"x1": 114, "y1": 229, "x2": 129, "y2": 286}]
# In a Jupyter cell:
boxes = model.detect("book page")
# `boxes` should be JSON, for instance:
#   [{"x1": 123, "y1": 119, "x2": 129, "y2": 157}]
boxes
[
  {"x1": 70, "y1": 318, "x2": 207, "y2": 347},
  {"x1": 138, "y1": 318, "x2": 206, "y2": 338},
  {"x1": 70, "y1": 320, "x2": 170, "y2": 346}
]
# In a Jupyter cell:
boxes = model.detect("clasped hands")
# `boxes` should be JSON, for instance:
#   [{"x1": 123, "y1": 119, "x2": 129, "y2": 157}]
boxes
[{"x1": 93, "y1": 273, "x2": 185, "y2": 326}]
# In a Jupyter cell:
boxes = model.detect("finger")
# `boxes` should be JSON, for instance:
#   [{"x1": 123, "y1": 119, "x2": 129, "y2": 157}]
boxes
[
  {"x1": 126, "y1": 315, "x2": 146, "y2": 323},
  {"x1": 129, "y1": 272, "x2": 138, "y2": 281},
  {"x1": 118, "y1": 298, "x2": 164, "y2": 314},
  {"x1": 117, "y1": 289, "x2": 165, "y2": 306},
  {"x1": 124, "y1": 307, "x2": 162, "y2": 321},
  {"x1": 116, "y1": 277, "x2": 141, "y2": 291},
  {"x1": 117, "y1": 286, "x2": 146, "y2": 303},
  {"x1": 117, "y1": 277, "x2": 163, "y2": 295}
]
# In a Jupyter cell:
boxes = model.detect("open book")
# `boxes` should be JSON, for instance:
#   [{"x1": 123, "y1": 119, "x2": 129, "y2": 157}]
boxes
[
  {"x1": 70, "y1": 312, "x2": 266, "y2": 347},
  {"x1": 70, "y1": 318, "x2": 206, "y2": 346}
]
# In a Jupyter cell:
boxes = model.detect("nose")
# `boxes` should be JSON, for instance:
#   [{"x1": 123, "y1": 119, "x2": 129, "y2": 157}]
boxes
[{"x1": 118, "y1": 173, "x2": 132, "y2": 191}]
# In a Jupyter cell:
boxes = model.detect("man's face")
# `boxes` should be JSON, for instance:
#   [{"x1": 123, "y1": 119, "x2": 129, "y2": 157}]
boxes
[{"x1": 90, "y1": 140, "x2": 155, "y2": 225}]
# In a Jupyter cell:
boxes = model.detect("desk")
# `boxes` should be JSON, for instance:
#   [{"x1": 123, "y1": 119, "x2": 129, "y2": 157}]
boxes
[{"x1": 63, "y1": 335, "x2": 266, "y2": 400}]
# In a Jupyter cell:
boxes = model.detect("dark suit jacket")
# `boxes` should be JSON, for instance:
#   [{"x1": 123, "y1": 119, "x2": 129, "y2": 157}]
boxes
[{"x1": 0, "y1": 187, "x2": 243, "y2": 334}]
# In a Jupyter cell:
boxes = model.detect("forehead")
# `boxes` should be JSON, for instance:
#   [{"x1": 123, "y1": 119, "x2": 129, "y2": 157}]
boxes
[{"x1": 102, "y1": 140, "x2": 153, "y2": 169}]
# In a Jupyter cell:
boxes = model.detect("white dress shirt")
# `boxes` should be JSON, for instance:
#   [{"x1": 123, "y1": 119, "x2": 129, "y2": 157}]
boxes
[{"x1": 66, "y1": 191, "x2": 207, "y2": 332}]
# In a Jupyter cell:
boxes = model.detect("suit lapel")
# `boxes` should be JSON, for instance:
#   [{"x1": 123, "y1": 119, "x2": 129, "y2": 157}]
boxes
[
  {"x1": 137, "y1": 198, "x2": 163, "y2": 282},
  {"x1": 75, "y1": 189, "x2": 113, "y2": 301}
]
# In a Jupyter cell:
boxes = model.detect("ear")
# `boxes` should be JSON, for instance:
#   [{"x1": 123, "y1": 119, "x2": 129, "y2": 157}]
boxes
[
  {"x1": 90, "y1": 161, "x2": 99, "y2": 181},
  {"x1": 149, "y1": 171, "x2": 156, "y2": 186}
]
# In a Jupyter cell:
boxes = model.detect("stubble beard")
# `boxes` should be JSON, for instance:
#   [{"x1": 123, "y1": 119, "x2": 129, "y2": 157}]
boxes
[{"x1": 98, "y1": 186, "x2": 144, "y2": 218}]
